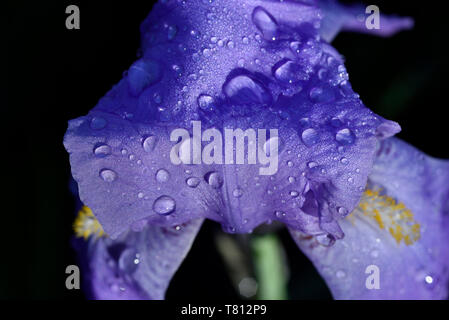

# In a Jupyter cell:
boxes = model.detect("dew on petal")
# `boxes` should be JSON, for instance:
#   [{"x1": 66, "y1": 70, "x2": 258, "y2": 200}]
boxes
[
  {"x1": 336, "y1": 128, "x2": 355, "y2": 145},
  {"x1": 155, "y1": 169, "x2": 170, "y2": 183},
  {"x1": 301, "y1": 128, "x2": 319, "y2": 147},
  {"x1": 99, "y1": 169, "x2": 117, "y2": 182},
  {"x1": 153, "y1": 195, "x2": 176, "y2": 215},
  {"x1": 142, "y1": 135, "x2": 157, "y2": 152},
  {"x1": 90, "y1": 117, "x2": 107, "y2": 130},
  {"x1": 204, "y1": 171, "x2": 223, "y2": 189},
  {"x1": 186, "y1": 177, "x2": 200, "y2": 188},
  {"x1": 94, "y1": 143, "x2": 112, "y2": 157}
]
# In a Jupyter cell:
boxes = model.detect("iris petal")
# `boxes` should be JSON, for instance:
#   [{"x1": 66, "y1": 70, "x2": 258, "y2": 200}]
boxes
[
  {"x1": 86, "y1": 219, "x2": 203, "y2": 300},
  {"x1": 319, "y1": 0, "x2": 414, "y2": 42},
  {"x1": 64, "y1": 0, "x2": 399, "y2": 240},
  {"x1": 290, "y1": 138, "x2": 449, "y2": 299}
]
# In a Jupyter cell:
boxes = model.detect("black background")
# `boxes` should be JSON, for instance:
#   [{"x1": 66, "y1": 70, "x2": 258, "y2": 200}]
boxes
[{"x1": 4, "y1": 0, "x2": 449, "y2": 299}]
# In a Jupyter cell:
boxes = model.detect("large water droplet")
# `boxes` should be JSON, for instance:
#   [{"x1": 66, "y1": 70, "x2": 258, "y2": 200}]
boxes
[
  {"x1": 155, "y1": 169, "x2": 170, "y2": 183},
  {"x1": 94, "y1": 143, "x2": 111, "y2": 157},
  {"x1": 335, "y1": 128, "x2": 355, "y2": 145},
  {"x1": 273, "y1": 59, "x2": 308, "y2": 83},
  {"x1": 301, "y1": 128, "x2": 319, "y2": 147},
  {"x1": 153, "y1": 195, "x2": 176, "y2": 215},
  {"x1": 223, "y1": 74, "x2": 271, "y2": 105},
  {"x1": 100, "y1": 169, "x2": 117, "y2": 182},
  {"x1": 142, "y1": 135, "x2": 157, "y2": 152},
  {"x1": 252, "y1": 6, "x2": 278, "y2": 40},
  {"x1": 204, "y1": 171, "x2": 223, "y2": 189}
]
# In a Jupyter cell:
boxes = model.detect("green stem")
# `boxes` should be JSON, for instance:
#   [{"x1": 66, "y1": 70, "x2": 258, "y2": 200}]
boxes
[{"x1": 251, "y1": 234, "x2": 288, "y2": 300}]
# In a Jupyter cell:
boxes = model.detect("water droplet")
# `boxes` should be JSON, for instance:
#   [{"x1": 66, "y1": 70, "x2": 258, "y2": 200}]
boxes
[
  {"x1": 227, "y1": 40, "x2": 235, "y2": 49},
  {"x1": 316, "y1": 234, "x2": 335, "y2": 246},
  {"x1": 287, "y1": 160, "x2": 293, "y2": 167},
  {"x1": 336, "y1": 128, "x2": 355, "y2": 145},
  {"x1": 299, "y1": 117, "x2": 310, "y2": 127},
  {"x1": 289, "y1": 191, "x2": 299, "y2": 197},
  {"x1": 167, "y1": 25, "x2": 177, "y2": 40},
  {"x1": 153, "y1": 93, "x2": 162, "y2": 104},
  {"x1": 288, "y1": 176, "x2": 296, "y2": 183},
  {"x1": 223, "y1": 74, "x2": 271, "y2": 105},
  {"x1": 317, "y1": 68, "x2": 327, "y2": 80},
  {"x1": 307, "y1": 161, "x2": 318, "y2": 168},
  {"x1": 142, "y1": 135, "x2": 157, "y2": 152},
  {"x1": 186, "y1": 177, "x2": 200, "y2": 188},
  {"x1": 337, "y1": 207, "x2": 348, "y2": 215},
  {"x1": 289, "y1": 41, "x2": 301, "y2": 53},
  {"x1": 197, "y1": 94, "x2": 215, "y2": 110},
  {"x1": 94, "y1": 144, "x2": 111, "y2": 157},
  {"x1": 204, "y1": 171, "x2": 223, "y2": 189},
  {"x1": 275, "y1": 211, "x2": 286, "y2": 218},
  {"x1": 330, "y1": 117, "x2": 343, "y2": 127},
  {"x1": 252, "y1": 6, "x2": 278, "y2": 40},
  {"x1": 301, "y1": 128, "x2": 319, "y2": 147},
  {"x1": 100, "y1": 169, "x2": 117, "y2": 182},
  {"x1": 272, "y1": 59, "x2": 308, "y2": 83},
  {"x1": 309, "y1": 86, "x2": 334, "y2": 103},
  {"x1": 233, "y1": 188, "x2": 243, "y2": 198},
  {"x1": 156, "y1": 169, "x2": 170, "y2": 183},
  {"x1": 137, "y1": 192, "x2": 144, "y2": 199},
  {"x1": 202, "y1": 48, "x2": 211, "y2": 57},
  {"x1": 340, "y1": 157, "x2": 348, "y2": 164},
  {"x1": 153, "y1": 195, "x2": 176, "y2": 215},
  {"x1": 118, "y1": 248, "x2": 140, "y2": 274},
  {"x1": 336, "y1": 270, "x2": 346, "y2": 278},
  {"x1": 90, "y1": 117, "x2": 107, "y2": 130},
  {"x1": 128, "y1": 59, "x2": 161, "y2": 95}
]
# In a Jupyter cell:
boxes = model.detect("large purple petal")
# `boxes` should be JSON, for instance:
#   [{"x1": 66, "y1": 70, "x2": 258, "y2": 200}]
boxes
[
  {"x1": 290, "y1": 138, "x2": 449, "y2": 299},
  {"x1": 64, "y1": 0, "x2": 399, "y2": 239},
  {"x1": 86, "y1": 219, "x2": 203, "y2": 300},
  {"x1": 319, "y1": 0, "x2": 414, "y2": 42}
]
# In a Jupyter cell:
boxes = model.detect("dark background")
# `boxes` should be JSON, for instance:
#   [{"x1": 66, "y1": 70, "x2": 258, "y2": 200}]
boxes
[{"x1": 4, "y1": 0, "x2": 448, "y2": 299}]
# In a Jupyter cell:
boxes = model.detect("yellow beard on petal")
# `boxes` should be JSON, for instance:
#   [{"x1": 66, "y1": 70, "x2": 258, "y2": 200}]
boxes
[
  {"x1": 73, "y1": 206, "x2": 106, "y2": 240},
  {"x1": 348, "y1": 189, "x2": 421, "y2": 245}
]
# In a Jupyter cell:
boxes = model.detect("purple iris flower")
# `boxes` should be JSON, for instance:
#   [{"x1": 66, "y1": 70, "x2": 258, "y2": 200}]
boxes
[{"x1": 64, "y1": 0, "x2": 448, "y2": 299}]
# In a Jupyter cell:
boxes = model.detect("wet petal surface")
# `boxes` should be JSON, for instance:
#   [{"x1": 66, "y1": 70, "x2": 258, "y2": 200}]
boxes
[
  {"x1": 64, "y1": 0, "x2": 399, "y2": 238},
  {"x1": 86, "y1": 219, "x2": 203, "y2": 299},
  {"x1": 290, "y1": 139, "x2": 449, "y2": 299}
]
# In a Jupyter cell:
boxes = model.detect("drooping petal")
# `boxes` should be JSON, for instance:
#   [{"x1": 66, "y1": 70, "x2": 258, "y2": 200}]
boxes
[
  {"x1": 64, "y1": 0, "x2": 400, "y2": 239},
  {"x1": 85, "y1": 218, "x2": 203, "y2": 300},
  {"x1": 319, "y1": 0, "x2": 414, "y2": 42},
  {"x1": 290, "y1": 138, "x2": 449, "y2": 299}
]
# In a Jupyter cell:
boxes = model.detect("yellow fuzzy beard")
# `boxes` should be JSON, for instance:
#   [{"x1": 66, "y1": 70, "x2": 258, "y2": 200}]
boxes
[{"x1": 347, "y1": 189, "x2": 420, "y2": 245}]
